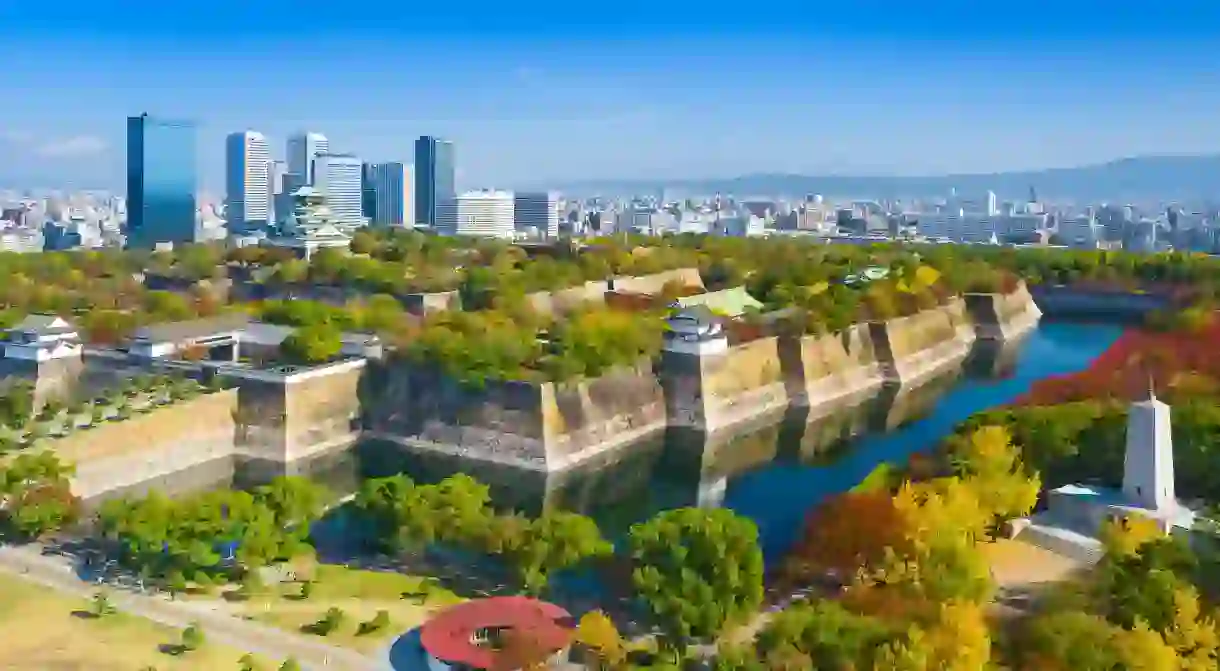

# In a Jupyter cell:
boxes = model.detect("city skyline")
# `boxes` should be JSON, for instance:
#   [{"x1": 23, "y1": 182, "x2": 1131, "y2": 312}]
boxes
[{"x1": 3, "y1": 2, "x2": 1220, "y2": 190}]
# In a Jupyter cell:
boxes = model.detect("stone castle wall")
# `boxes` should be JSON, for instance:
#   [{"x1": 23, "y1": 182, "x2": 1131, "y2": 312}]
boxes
[
  {"x1": 965, "y1": 281, "x2": 1042, "y2": 341},
  {"x1": 662, "y1": 336, "x2": 789, "y2": 435},
  {"x1": 610, "y1": 267, "x2": 705, "y2": 295},
  {"x1": 365, "y1": 359, "x2": 667, "y2": 471},
  {"x1": 779, "y1": 323, "x2": 885, "y2": 412},
  {"x1": 525, "y1": 281, "x2": 611, "y2": 316},
  {"x1": 54, "y1": 390, "x2": 239, "y2": 499},
  {"x1": 233, "y1": 360, "x2": 365, "y2": 463},
  {"x1": 870, "y1": 298, "x2": 977, "y2": 387}
]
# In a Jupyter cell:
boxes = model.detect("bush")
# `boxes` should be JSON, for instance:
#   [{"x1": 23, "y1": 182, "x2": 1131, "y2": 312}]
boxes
[
  {"x1": 358, "y1": 609, "x2": 391, "y2": 635},
  {"x1": 279, "y1": 658, "x2": 300, "y2": 671},
  {"x1": 279, "y1": 325, "x2": 343, "y2": 365},
  {"x1": 180, "y1": 623, "x2": 204, "y2": 651}
]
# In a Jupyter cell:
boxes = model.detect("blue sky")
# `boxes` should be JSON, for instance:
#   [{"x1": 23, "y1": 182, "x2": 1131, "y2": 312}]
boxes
[{"x1": 1, "y1": 1, "x2": 1219, "y2": 190}]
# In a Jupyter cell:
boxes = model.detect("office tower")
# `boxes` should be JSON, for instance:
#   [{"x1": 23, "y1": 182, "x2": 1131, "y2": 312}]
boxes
[
  {"x1": 224, "y1": 131, "x2": 271, "y2": 232},
  {"x1": 267, "y1": 160, "x2": 288, "y2": 223},
  {"x1": 286, "y1": 131, "x2": 329, "y2": 188},
  {"x1": 513, "y1": 191, "x2": 559, "y2": 238},
  {"x1": 312, "y1": 153, "x2": 365, "y2": 224},
  {"x1": 438, "y1": 190, "x2": 514, "y2": 237},
  {"x1": 366, "y1": 162, "x2": 412, "y2": 226},
  {"x1": 125, "y1": 113, "x2": 197, "y2": 248},
  {"x1": 361, "y1": 163, "x2": 377, "y2": 220},
  {"x1": 414, "y1": 136, "x2": 455, "y2": 227}
]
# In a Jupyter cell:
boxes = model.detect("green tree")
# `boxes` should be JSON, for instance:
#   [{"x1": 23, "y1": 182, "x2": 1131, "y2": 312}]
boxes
[
  {"x1": 627, "y1": 508, "x2": 765, "y2": 647},
  {"x1": 489, "y1": 511, "x2": 612, "y2": 595},
  {"x1": 0, "y1": 451, "x2": 79, "y2": 539},
  {"x1": 278, "y1": 658, "x2": 300, "y2": 671},
  {"x1": 279, "y1": 324, "x2": 343, "y2": 364}
]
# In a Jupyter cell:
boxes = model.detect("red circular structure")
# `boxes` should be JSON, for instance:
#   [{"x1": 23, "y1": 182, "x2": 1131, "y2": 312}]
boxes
[{"x1": 419, "y1": 596, "x2": 575, "y2": 670}]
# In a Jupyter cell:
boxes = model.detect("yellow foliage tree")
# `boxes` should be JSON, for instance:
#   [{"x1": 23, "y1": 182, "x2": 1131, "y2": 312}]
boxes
[
  {"x1": 925, "y1": 600, "x2": 991, "y2": 671},
  {"x1": 1114, "y1": 620, "x2": 1179, "y2": 671},
  {"x1": 1098, "y1": 514, "x2": 1163, "y2": 558},
  {"x1": 952, "y1": 425, "x2": 1041, "y2": 527},
  {"x1": 1163, "y1": 586, "x2": 1220, "y2": 670},
  {"x1": 893, "y1": 477, "x2": 989, "y2": 544},
  {"x1": 913, "y1": 265, "x2": 942, "y2": 289},
  {"x1": 575, "y1": 610, "x2": 627, "y2": 670},
  {"x1": 872, "y1": 626, "x2": 932, "y2": 671}
]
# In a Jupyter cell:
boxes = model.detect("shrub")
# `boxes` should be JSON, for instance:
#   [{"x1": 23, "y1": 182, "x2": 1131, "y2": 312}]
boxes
[{"x1": 180, "y1": 623, "x2": 204, "y2": 652}]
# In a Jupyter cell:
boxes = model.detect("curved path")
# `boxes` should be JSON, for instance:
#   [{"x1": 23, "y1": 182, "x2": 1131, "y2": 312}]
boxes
[{"x1": 0, "y1": 543, "x2": 376, "y2": 670}]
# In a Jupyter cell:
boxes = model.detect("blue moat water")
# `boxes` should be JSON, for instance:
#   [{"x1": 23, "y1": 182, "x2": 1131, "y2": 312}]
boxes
[{"x1": 321, "y1": 320, "x2": 1122, "y2": 561}]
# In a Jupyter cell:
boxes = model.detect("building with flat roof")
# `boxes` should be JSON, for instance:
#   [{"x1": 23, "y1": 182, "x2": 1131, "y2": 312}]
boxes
[
  {"x1": 438, "y1": 190, "x2": 514, "y2": 238},
  {"x1": 414, "y1": 136, "x2": 455, "y2": 227},
  {"x1": 224, "y1": 130, "x2": 271, "y2": 233},
  {"x1": 126, "y1": 113, "x2": 197, "y2": 248}
]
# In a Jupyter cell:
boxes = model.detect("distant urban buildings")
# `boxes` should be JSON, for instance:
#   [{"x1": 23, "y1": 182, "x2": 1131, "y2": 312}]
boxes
[
  {"x1": 365, "y1": 162, "x2": 412, "y2": 226},
  {"x1": 125, "y1": 113, "x2": 198, "y2": 248},
  {"x1": 312, "y1": 153, "x2": 366, "y2": 225},
  {"x1": 513, "y1": 191, "x2": 559, "y2": 238},
  {"x1": 286, "y1": 132, "x2": 328, "y2": 190},
  {"x1": 414, "y1": 136, "x2": 455, "y2": 228},
  {"x1": 224, "y1": 131, "x2": 270, "y2": 233},
  {"x1": 438, "y1": 189, "x2": 514, "y2": 237}
]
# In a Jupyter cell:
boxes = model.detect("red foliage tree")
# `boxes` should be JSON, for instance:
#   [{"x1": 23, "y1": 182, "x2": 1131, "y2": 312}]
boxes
[
  {"x1": 1019, "y1": 316, "x2": 1220, "y2": 406},
  {"x1": 783, "y1": 490, "x2": 912, "y2": 584}
]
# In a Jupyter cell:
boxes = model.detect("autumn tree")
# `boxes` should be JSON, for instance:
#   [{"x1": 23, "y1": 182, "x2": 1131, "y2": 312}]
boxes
[
  {"x1": 576, "y1": 610, "x2": 627, "y2": 670},
  {"x1": 950, "y1": 425, "x2": 1040, "y2": 530},
  {"x1": 784, "y1": 490, "x2": 912, "y2": 584}
]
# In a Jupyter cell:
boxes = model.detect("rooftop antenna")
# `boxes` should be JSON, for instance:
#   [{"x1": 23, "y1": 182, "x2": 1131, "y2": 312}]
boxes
[{"x1": 1147, "y1": 370, "x2": 1157, "y2": 402}]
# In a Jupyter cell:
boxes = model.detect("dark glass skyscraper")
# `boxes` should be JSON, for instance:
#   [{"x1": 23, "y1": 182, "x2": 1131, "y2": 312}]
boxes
[
  {"x1": 126, "y1": 114, "x2": 197, "y2": 248},
  {"x1": 413, "y1": 135, "x2": 455, "y2": 227}
]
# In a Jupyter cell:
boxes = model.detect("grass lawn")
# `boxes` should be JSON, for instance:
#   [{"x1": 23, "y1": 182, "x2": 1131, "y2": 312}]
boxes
[
  {"x1": 0, "y1": 572, "x2": 267, "y2": 671},
  {"x1": 227, "y1": 564, "x2": 465, "y2": 653}
]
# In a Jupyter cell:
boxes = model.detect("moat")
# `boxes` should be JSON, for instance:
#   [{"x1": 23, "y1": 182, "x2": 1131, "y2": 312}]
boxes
[{"x1": 109, "y1": 320, "x2": 1120, "y2": 560}]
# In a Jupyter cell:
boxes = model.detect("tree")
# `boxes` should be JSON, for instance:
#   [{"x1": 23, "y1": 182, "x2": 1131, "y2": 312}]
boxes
[
  {"x1": 575, "y1": 610, "x2": 626, "y2": 670},
  {"x1": 238, "y1": 653, "x2": 257, "y2": 671},
  {"x1": 278, "y1": 658, "x2": 300, "y2": 671},
  {"x1": 491, "y1": 511, "x2": 612, "y2": 594},
  {"x1": 785, "y1": 490, "x2": 912, "y2": 583},
  {"x1": 950, "y1": 425, "x2": 1040, "y2": 529},
  {"x1": 0, "y1": 451, "x2": 79, "y2": 539},
  {"x1": 279, "y1": 324, "x2": 343, "y2": 365},
  {"x1": 756, "y1": 599, "x2": 897, "y2": 671},
  {"x1": 628, "y1": 508, "x2": 765, "y2": 646},
  {"x1": 1019, "y1": 611, "x2": 1122, "y2": 671}
]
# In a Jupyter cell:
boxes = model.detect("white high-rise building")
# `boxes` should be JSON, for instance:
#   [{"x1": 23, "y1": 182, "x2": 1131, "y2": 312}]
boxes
[
  {"x1": 286, "y1": 132, "x2": 329, "y2": 187},
  {"x1": 224, "y1": 131, "x2": 271, "y2": 231},
  {"x1": 513, "y1": 191, "x2": 560, "y2": 238},
  {"x1": 438, "y1": 190, "x2": 515, "y2": 237},
  {"x1": 313, "y1": 153, "x2": 366, "y2": 225}
]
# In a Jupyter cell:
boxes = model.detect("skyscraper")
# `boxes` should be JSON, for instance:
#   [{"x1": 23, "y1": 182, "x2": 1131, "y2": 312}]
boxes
[
  {"x1": 224, "y1": 130, "x2": 271, "y2": 232},
  {"x1": 513, "y1": 191, "x2": 560, "y2": 238},
  {"x1": 286, "y1": 131, "x2": 329, "y2": 189},
  {"x1": 313, "y1": 153, "x2": 365, "y2": 224},
  {"x1": 438, "y1": 190, "x2": 514, "y2": 237},
  {"x1": 267, "y1": 160, "x2": 288, "y2": 223},
  {"x1": 414, "y1": 136, "x2": 455, "y2": 227},
  {"x1": 366, "y1": 162, "x2": 412, "y2": 226},
  {"x1": 126, "y1": 113, "x2": 197, "y2": 248}
]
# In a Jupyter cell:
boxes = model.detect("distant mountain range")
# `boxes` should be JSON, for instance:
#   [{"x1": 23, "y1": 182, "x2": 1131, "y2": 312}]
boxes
[{"x1": 558, "y1": 155, "x2": 1220, "y2": 203}]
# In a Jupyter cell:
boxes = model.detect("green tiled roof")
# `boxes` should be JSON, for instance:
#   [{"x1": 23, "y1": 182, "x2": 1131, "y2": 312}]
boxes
[{"x1": 674, "y1": 286, "x2": 763, "y2": 317}]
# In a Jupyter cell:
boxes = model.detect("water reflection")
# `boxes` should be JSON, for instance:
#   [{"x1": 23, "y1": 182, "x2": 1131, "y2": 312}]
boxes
[{"x1": 81, "y1": 322, "x2": 1123, "y2": 561}]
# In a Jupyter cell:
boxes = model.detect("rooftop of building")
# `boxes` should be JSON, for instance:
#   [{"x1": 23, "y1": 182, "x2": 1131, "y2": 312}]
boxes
[{"x1": 419, "y1": 597, "x2": 574, "y2": 670}]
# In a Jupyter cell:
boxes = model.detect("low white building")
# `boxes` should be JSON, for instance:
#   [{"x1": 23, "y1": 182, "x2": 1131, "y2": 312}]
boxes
[{"x1": 437, "y1": 190, "x2": 515, "y2": 238}]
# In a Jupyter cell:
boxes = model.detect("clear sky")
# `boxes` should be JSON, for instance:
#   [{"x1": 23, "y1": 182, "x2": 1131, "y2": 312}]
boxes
[{"x1": 1, "y1": 1, "x2": 1219, "y2": 190}]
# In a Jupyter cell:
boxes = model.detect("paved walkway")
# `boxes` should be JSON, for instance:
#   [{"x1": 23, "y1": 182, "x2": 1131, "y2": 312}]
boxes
[{"x1": 0, "y1": 543, "x2": 377, "y2": 671}]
